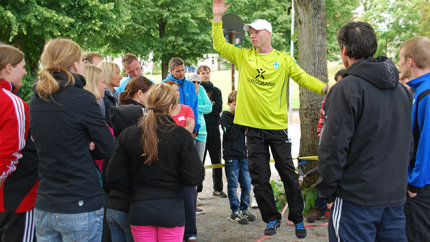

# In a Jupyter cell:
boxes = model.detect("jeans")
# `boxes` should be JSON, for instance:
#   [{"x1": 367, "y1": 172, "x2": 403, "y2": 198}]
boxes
[
  {"x1": 225, "y1": 158, "x2": 251, "y2": 213},
  {"x1": 34, "y1": 207, "x2": 104, "y2": 242},
  {"x1": 183, "y1": 186, "x2": 197, "y2": 240},
  {"x1": 106, "y1": 208, "x2": 133, "y2": 242}
]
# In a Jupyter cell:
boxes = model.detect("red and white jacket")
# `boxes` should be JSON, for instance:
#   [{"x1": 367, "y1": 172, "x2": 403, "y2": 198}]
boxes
[{"x1": 0, "y1": 80, "x2": 29, "y2": 180}]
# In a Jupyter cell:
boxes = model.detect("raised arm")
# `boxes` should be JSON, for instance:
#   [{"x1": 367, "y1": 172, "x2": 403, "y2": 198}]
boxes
[{"x1": 213, "y1": 0, "x2": 230, "y2": 22}]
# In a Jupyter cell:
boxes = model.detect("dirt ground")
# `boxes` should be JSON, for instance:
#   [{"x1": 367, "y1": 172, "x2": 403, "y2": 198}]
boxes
[
  {"x1": 195, "y1": 111, "x2": 329, "y2": 241},
  {"x1": 196, "y1": 168, "x2": 329, "y2": 242}
]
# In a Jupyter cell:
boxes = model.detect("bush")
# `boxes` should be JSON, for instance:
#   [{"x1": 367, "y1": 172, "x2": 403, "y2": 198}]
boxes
[
  {"x1": 19, "y1": 74, "x2": 36, "y2": 103},
  {"x1": 270, "y1": 180, "x2": 318, "y2": 215}
]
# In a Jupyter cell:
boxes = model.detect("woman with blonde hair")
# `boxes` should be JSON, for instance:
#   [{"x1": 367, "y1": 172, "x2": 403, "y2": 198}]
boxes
[
  {"x1": 99, "y1": 61, "x2": 122, "y2": 125},
  {"x1": 106, "y1": 83, "x2": 204, "y2": 242},
  {"x1": 0, "y1": 44, "x2": 39, "y2": 242},
  {"x1": 30, "y1": 38, "x2": 114, "y2": 242},
  {"x1": 83, "y1": 63, "x2": 108, "y2": 117}
]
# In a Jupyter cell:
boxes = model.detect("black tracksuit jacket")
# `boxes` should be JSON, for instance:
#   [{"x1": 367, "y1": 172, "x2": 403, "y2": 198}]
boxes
[{"x1": 317, "y1": 57, "x2": 413, "y2": 207}]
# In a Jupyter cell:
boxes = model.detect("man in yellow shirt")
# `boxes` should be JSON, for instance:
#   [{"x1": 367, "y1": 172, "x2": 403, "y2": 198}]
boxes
[{"x1": 212, "y1": 0, "x2": 327, "y2": 238}]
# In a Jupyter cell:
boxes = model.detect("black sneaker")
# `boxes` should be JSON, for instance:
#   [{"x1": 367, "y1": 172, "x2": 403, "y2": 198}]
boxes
[
  {"x1": 213, "y1": 191, "x2": 227, "y2": 198},
  {"x1": 294, "y1": 222, "x2": 307, "y2": 238},
  {"x1": 229, "y1": 212, "x2": 248, "y2": 225},
  {"x1": 264, "y1": 219, "x2": 281, "y2": 235},
  {"x1": 241, "y1": 210, "x2": 256, "y2": 221}
]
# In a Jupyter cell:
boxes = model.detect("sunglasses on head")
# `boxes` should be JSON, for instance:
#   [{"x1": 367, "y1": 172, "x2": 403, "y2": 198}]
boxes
[{"x1": 192, "y1": 80, "x2": 201, "y2": 84}]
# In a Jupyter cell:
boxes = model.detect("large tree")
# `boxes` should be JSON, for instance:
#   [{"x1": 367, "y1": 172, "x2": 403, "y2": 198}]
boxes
[
  {"x1": 111, "y1": 0, "x2": 214, "y2": 79},
  {"x1": 0, "y1": 0, "x2": 128, "y2": 101},
  {"x1": 361, "y1": 0, "x2": 427, "y2": 62},
  {"x1": 294, "y1": 0, "x2": 328, "y2": 188}
]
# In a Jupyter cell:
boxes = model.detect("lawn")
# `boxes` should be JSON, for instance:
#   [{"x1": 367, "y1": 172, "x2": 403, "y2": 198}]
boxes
[{"x1": 147, "y1": 64, "x2": 344, "y2": 110}]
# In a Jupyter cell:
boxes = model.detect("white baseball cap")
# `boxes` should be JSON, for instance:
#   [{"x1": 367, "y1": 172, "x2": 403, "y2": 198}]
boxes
[{"x1": 243, "y1": 19, "x2": 272, "y2": 33}]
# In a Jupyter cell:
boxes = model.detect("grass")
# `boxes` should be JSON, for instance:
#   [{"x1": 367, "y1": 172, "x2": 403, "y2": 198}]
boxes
[{"x1": 146, "y1": 64, "x2": 344, "y2": 111}]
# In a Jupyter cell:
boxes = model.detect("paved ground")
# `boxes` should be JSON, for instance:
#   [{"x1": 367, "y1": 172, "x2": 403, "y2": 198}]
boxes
[{"x1": 195, "y1": 111, "x2": 330, "y2": 241}]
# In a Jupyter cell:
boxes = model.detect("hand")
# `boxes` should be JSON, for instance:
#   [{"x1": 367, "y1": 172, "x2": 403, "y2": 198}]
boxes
[
  {"x1": 89, "y1": 141, "x2": 95, "y2": 151},
  {"x1": 213, "y1": 0, "x2": 230, "y2": 22},
  {"x1": 327, "y1": 202, "x2": 333, "y2": 210},
  {"x1": 408, "y1": 190, "x2": 417, "y2": 198}
]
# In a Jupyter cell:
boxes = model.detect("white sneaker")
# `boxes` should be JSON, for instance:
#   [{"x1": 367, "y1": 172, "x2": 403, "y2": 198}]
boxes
[{"x1": 251, "y1": 196, "x2": 258, "y2": 208}]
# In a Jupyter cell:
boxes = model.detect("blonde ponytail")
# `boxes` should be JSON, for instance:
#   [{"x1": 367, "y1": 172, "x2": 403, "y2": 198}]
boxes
[{"x1": 36, "y1": 38, "x2": 82, "y2": 101}]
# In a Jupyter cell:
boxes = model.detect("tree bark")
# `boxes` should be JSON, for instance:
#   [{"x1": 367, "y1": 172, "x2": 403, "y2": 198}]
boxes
[
  {"x1": 294, "y1": 0, "x2": 328, "y2": 188},
  {"x1": 161, "y1": 60, "x2": 169, "y2": 80}
]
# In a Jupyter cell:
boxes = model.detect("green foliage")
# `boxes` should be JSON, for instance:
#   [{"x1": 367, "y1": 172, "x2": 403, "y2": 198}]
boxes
[
  {"x1": 19, "y1": 74, "x2": 36, "y2": 103},
  {"x1": 0, "y1": 0, "x2": 129, "y2": 73},
  {"x1": 270, "y1": 180, "x2": 287, "y2": 212},
  {"x1": 112, "y1": 0, "x2": 214, "y2": 77},
  {"x1": 302, "y1": 184, "x2": 318, "y2": 214},
  {"x1": 325, "y1": 0, "x2": 361, "y2": 61},
  {"x1": 361, "y1": 0, "x2": 427, "y2": 62},
  {"x1": 270, "y1": 180, "x2": 318, "y2": 215}
]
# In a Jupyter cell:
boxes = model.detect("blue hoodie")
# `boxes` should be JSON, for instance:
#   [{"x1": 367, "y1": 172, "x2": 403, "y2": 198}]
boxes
[
  {"x1": 407, "y1": 72, "x2": 430, "y2": 191},
  {"x1": 163, "y1": 74, "x2": 200, "y2": 131}
]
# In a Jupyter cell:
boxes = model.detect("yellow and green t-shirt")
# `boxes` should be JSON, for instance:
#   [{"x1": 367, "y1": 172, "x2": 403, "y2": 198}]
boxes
[{"x1": 212, "y1": 21, "x2": 326, "y2": 130}]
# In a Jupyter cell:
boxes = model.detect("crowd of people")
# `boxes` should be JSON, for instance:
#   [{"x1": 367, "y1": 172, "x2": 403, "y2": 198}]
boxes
[{"x1": 1, "y1": 0, "x2": 429, "y2": 241}]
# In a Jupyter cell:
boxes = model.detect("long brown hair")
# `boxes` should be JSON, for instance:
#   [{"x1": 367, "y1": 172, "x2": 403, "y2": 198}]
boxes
[
  {"x1": 119, "y1": 76, "x2": 153, "y2": 104},
  {"x1": 140, "y1": 83, "x2": 178, "y2": 165},
  {"x1": 36, "y1": 38, "x2": 82, "y2": 101}
]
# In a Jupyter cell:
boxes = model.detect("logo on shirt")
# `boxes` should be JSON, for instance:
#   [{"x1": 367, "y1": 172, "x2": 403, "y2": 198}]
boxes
[
  {"x1": 178, "y1": 116, "x2": 185, "y2": 121},
  {"x1": 256, "y1": 68, "x2": 266, "y2": 79},
  {"x1": 273, "y1": 60, "x2": 280, "y2": 70}
]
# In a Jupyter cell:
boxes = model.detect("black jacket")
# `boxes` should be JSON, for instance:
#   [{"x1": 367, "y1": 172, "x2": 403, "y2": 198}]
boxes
[
  {"x1": 109, "y1": 100, "x2": 146, "y2": 138},
  {"x1": 220, "y1": 111, "x2": 247, "y2": 160},
  {"x1": 104, "y1": 100, "x2": 146, "y2": 212},
  {"x1": 317, "y1": 57, "x2": 413, "y2": 207},
  {"x1": 201, "y1": 81, "x2": 222, "y2": 127},
  {"x1": 103, "y1": 89, "x2": 119, "y2": 126},
  {"x1": 30, "y1": 72, "x2": 114, "y2": 213},
  {"x1": 106, "y1": 117, "x2": 204, "y2": 202}
]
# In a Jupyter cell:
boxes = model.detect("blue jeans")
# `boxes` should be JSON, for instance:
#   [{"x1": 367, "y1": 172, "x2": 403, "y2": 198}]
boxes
[
  {"x1": 225, "y1": 158, "x2": 251, "y2": 213},
  {"x1": 106, "y1": 208, "x2": 133, "y2": 242},
  {"x1": 34, "y1": 207, "x2": 104, "y2": 242}
]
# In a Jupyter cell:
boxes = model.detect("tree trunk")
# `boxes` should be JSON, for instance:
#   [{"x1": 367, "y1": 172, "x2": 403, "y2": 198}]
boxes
[
  {"x1": 161, "y1": 60, "x2": 169, "y2": 80},
  {"x1": 294, "y1": 0, "x2": 328, "y2": 188}
]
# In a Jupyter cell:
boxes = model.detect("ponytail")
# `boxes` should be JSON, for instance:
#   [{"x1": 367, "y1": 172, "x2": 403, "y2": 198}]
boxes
[
  {"x1": 139, "y1": 84, "x2": 178, "y2": 165},
  {"x1": 36, "y1": 38, "x2": 82, "y2": 101}
]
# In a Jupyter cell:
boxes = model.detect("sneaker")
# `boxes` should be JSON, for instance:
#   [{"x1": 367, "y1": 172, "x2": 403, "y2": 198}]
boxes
[
  {"x1": 251, "y1": 196, "x2": 258, "y2": 208},
  {"x1": 229, "y1": 211, "x2": 248, "y2": 225},
  {"x1": 196, "y1": 207, "x2": 204, "y2": 215},
  {"x1": 264, "y1": 219, "x2": 281, "y2": 235},
  {"x1": 213, "y1": 191, "x2": 227, "y2": 198},
  {"x1": 294, "y1": 222, "x2": 307, "y2": 239},
  {"x1": 187, "y1": 235, "x2": 197, "y2": 241},
  {"x1": 307, "y1": 209, "x2": 325, "y2": 223},
  {"x1": 241, "y1": 210, "x2": 256, "y2": 221}
]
